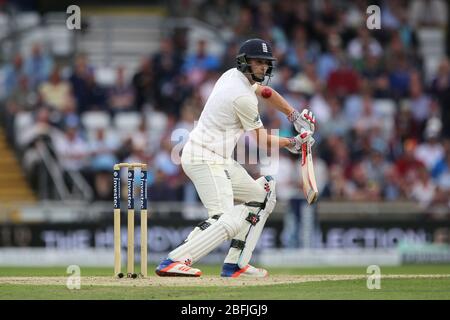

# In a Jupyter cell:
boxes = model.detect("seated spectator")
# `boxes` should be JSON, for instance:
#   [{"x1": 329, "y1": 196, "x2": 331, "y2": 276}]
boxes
[
  {"x1": 397, "y1": 12, "x2": 417, "y2": 51},
  {"x1": 92, "y1": 169, "x2": 113, "y2": 201},
  {"x1": 431, "y1": 139, "x2": 450, "y2": 179},
  {"x1": 382, "y1": 165, "x2": 403, "y2": 200},
  {"x1": 343, "y1": 81, "x2": 375, "y2": 126},
  {"x1": 121, "y1": 136, "x2": 149, "y2": 166},
  {"x1": 57, "y1": 95, "x2": 80, "y2": 130},
  {"x1": 2, "y1": 53, "x2": 24, "y2": 98},
  {"x1": 360, "y1": 52, "x2": 384, "y2": 81},
  {"x1": 343, "y1": 0, "x2": 366, "y2": 29},
  {"x1": 394, "y1": 100, "x2": 421, "y2": 142},
  {"x1": 132, "y1": 57, "x2": 156, "y2": 111},
  {"x1": 432, "y1": 147, "x2": 450, "y2": 197},
  {"x1": 19, "y1": 107, "x2": 64, "y2": 170},
  {"x1": 152, "y1": 37, "x2": 182, "y2": 86},
  {"x1": 408, "y1": 71, "x2": 432, "y2": 129},
  {"x1": 309, "y1": 85, "x2": 332, "y2": 124},
  {"x1": 152, "y1": 38, "x2": 185, "y2": 114},
  {"x1": 156, "y1": 73, "x2": 193, "y2": 118},
  {"x1": 53, "y1": 124, "x2": 90, "y2": 172},
  {"x1": 83, "y1": 71, "x2": 108, "y2": 113},
  {"x1": 313, "y1": 0, "x2": 340, "y2": 47},
  {"x1": 414, "y1": 120, "x2": 444, "y2": 170},
  {"x1": 0, "y1": 75, "x2": 38, "y2": 145},
  {"x1": 24, "y1": 43, "x2": 53, "y2": 90},
  {"x1": 174, "y1": 104, "x2": 196, "y2": 138},
  {"x1": 327, "y1": 57, "x2": 360, "y2": 97},
  {"x1": 125, "y1": 118, "x2": 152, "y2": 156},
  {"x1": 347, "y1": 161, "x2": 382, "y2": 201},
  {"x1": 362, "y1": 147, "x2": 391, "y2": 187},
  {"x1": 182, "y1": 39, "x2": 220, "y2": 86},
  {"x1": 316, "y1": 33, "x2": 342, "y2": 83},
  {"x1": 436, "y1": 163, "x2": 450, "y2": 201},
  {"x1": 108, "y1": 66, "x2": 135, "y2": 114},
  {"x1": 430, "y1": 57, "x2": 450, "y2": 138},
  {"x1": 287, "y1": 62, "x2": 319, "y2": 97},
  {"x1": 257, "y1": 3, "x2": 289, "y2": 55},
  {"x1": 89, "y1": 127, "x2": 119, "y2": 172},
  {"x1": 320, "y1": 95, "x2": 350, "y2": 138},
  {"x1": 408, "y1": 166, "x2": 437, "y2": 208},
  {"x1": 395, "y1": 138, "x2": 426, "y2": 178},
  {"x1": 372, "y1": 73, "x2": 393, "y2": 99},
  {"x1": 271, "y1": 64, "x2": 294, "y2": 96},
  {"x1": 17, "y1": 107, "x2": 65, "y2": 195},
  {"x1": 285, "y1": 41, "x2": 314, "y2": 74},
  {"x1": 388, "y1": 54, "x2": 412, "y2": 98},
  {"x1": 199, "y1": 70, "x2": 220, "y2": 104},
  {"x1": 38, "y1": 66, "x2": 72, "y2": 112},
  {"x1": 353, "y1": 94, "x2": 383, "y2": 133},
  {"x1": 347, "y1": 27, "x2": 383, "y2": 61},
  {"x1": 69, "y1": 53, "x2": 93, "y2": 114},
  {"x1": 15, "y1": 107, "x2": 63, "y2": 150},
  {"x1": 381, "y1": 0, "x2": 403, "y2": 30},
  {"x1": 220, "y1": 41, "x2": 240, "y2": 72},
  {"x1": 7, "y1": 75, "x2": 37, "y2": 112},
  {"x1": 154, "y1": 138, "x2": 180, "y2": 179},
  {"x1": 88, "y1": 127, "x2": 119, "y2": 201},
  {"x1": 148, "y1": 169, "x2": 179, "y2": 202},
  {"x1": 232, "y1": 6, "x2": 259, "y2": 42},
  {"x1": 385, "y1": 31, "x2": 408, "y2": 59},
  {"x1": 322, "y1": 164, "x2": 353, "y2": 200}
]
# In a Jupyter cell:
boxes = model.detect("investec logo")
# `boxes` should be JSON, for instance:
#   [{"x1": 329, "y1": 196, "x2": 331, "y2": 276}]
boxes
[
  {"x1": 113, "y1": 171, "x2": 119, "y2": 208},
  {"x1": 140, "y1": 172, "x2": 146, "y2": 199},
  {"x1": 127, "y1": 171, "x2": 133, "y2": 207}
]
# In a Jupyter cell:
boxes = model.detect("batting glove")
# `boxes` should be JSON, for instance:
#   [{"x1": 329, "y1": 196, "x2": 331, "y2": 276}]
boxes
[
  {"x1": 287, "y1": 109, "x2": 316, "y2": 134},
  {"x1": 285, "y1": 128, "x2": 315, "y2": 154}
]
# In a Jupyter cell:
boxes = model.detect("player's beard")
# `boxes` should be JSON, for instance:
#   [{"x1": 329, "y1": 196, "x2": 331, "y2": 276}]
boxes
[{"x1": 245, "y1": 69, "x2": 265, "y2": 83}]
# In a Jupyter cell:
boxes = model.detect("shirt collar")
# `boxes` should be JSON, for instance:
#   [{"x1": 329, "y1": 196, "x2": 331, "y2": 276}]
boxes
[{"x1": 235, "y1": 68, "x2": 254, "y2": 87}]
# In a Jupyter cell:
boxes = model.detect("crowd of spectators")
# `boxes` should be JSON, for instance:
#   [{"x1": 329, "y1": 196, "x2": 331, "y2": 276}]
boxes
[{"x1": 0, "y1": 0, "x2": 449, "y2": 212}]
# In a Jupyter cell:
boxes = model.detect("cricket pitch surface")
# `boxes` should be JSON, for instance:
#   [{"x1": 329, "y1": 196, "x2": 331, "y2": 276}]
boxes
[{"x1": 1, "y1": 274, "x2": 449, "y2": 287}]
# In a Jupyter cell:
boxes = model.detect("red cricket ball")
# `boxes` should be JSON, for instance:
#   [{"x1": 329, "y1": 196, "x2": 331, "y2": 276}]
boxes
[{"x1": 261, "y1": 87, "x2": 272, "y2": 98}]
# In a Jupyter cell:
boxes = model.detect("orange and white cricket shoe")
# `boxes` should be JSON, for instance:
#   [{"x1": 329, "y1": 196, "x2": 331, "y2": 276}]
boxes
[
  {"x1": 155, "y1": 258, "x2": 202, "y2": 277},
  {"x1": 221, "y1": 263, "x2": 268, "y2": 278}
]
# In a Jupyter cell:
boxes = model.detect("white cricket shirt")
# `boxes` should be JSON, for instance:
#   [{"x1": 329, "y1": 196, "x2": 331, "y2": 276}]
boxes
[{"x1": 183, "y1": 68, "x2": 263, "y2": 162}]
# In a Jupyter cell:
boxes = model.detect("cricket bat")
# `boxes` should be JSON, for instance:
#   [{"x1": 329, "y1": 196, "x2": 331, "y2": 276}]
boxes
[{"x1": 301, "y1": 140, "x2": 318, "y2": 204}]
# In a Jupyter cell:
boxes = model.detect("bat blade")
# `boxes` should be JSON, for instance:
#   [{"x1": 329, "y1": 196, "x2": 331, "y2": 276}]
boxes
[{"x1": 301, "y1": 141, "x2": 318, "y2": 204}]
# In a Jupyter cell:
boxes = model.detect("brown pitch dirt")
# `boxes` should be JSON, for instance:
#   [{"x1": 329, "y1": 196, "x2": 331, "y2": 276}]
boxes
[{"x1": 0, "y1": 274, "x2": 449, "y2": 287}]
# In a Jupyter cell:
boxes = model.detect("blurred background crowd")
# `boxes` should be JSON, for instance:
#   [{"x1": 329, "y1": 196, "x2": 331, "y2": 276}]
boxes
[{"x1": 0, "y1": 0, "x2": 449, "y2": 212}]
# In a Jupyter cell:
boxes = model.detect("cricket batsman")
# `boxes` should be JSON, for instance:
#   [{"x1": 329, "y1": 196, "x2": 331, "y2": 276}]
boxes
[{"x1": 156, "y1": 39, "x2": 316, "y2": 277}]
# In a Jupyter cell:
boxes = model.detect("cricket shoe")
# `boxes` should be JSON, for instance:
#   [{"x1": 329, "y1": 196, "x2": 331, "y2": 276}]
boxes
[
  {"x1": 221, "y1": 263, "x2": 268, "y2": 278},
  {"x1": 155, "y1": 258, "x2": 202, "y2": 277}
]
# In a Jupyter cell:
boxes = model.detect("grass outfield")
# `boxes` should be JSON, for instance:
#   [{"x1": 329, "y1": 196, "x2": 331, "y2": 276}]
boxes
[{"x1": 0, "y1": 265, "x2": 449, "y2": 300}]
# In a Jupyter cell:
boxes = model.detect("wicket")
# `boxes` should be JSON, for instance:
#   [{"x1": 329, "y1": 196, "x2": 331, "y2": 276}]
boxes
[{"x1": 113, "y1": 162, "x2": 148, "y2": 279}]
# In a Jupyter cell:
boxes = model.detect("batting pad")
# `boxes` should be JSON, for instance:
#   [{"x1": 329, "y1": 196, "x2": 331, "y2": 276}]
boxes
[
  {"x1": 224, "y1": 208, "x2": 269, "y2": 268},
  {"x1": 224, "y1": 177, "x2": 276, "y2": 268},
  {"x1": 169, "y1": 205, "x2": 249, "y2": 264},
  {"x1": 185, "y1": 215, "x2": 220, "y2": 242},
  {"x1": 168, "y1": 221, "x2": 229, "y2": 264}
]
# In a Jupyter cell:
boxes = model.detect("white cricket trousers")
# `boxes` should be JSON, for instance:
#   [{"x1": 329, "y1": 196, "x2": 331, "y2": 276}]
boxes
[
  {"x1": 167, "y1": 144, "x2": 270, "y2": 265},
  {"x1": 181, "y1": 154, "x2": 267, "y2": 218}
]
